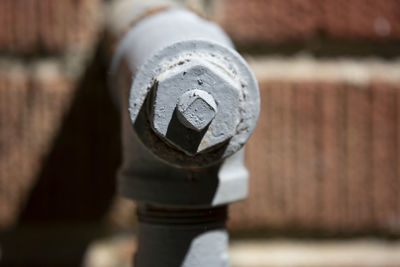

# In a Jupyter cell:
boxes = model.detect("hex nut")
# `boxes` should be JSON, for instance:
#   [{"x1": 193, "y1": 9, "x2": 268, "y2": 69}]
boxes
[
  {"x1": 150, "y1": 59, "x2": 240, "y2": 155},
  {"x1": 126, "y1": 40, "x2": 260, "y2": 166}
]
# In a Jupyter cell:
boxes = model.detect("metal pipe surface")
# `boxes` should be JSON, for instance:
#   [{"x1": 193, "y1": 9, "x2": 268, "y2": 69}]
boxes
[
  {"x1": 136, "y1": 205, "x2": 229, "y2": 267},
  {"x1": 108, "y1": 2, "x2": 260, "y2": 266}
]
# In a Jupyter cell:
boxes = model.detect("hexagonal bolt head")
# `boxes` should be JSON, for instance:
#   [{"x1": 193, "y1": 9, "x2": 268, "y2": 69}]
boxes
[
  {"x1": 150, "y1": 59, "x2": 240, "y2": 156},
  {"x1": 176, "y1": 89, "x2": 217, "y2": 132}
]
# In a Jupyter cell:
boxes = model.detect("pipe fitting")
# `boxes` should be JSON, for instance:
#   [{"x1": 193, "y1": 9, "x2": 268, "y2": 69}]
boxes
[
  {"x1": 110, "y1": 7, "x2": 259, "y2": 167},
  {"x1": 109, "y1": 6, "x2": 260, "y2": 266},
  {"x1": 110, "y1": 7, "x2": 259, "y2": 203},
  {"x1": 149, "y1": 57, "x2": 242, "y2": 156}
]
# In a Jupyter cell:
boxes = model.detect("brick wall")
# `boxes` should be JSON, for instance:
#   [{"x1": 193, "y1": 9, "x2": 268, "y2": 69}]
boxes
[
  {"x1": 0, "y1": 0, "x2": 104, "y2": 228},
  {"x1": 0, "y1": 0, "x2": 100, "y2": 53},
  {"x1": 0, "y1": 61, "x2": 74, "y2": 227},
  {"x1": 0, "y1": 0, "x2": 399, "y2": 265},
  {"x1": 231, "y1": 58, "x2": 400, "y2": 234},
  {"x1": 204, "y1": 0, "x2": 400, "y2": 234},
  {"x1": 203, "y1": 0, "x2": 400, "y2": 234},
  {"x1": 1, "y1": 0, "x2": 400, "y2": 237},
  {"x1": 213, "y1": 0, "x2": 400, "y2": 43}
]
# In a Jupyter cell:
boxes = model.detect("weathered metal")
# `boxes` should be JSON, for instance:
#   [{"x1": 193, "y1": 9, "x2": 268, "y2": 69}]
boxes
[
  {"x1": 109, "y1": 2, "x2": 259, "y2": 266},
  {"x1": 111, "y1": 8, "x2": 259, "y2": 167},
  {"x1": 176, "y1": 89, "x2": 217, "y2": 133}
]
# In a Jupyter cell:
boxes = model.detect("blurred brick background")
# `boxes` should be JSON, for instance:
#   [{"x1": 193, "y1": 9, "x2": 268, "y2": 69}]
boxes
[
  {"x1": 210, "y1": 0, "x2": 400, "y2": 235},
  {"x1": 1, "y1": 0, "x2": 400, "y2": 266}
]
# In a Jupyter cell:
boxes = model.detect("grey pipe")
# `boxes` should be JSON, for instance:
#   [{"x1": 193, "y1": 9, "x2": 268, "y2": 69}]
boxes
[
  {"x1": 109, "y1": 4, "x2": 259, "y2": 267},
  {"x1": 135, "y1": 205, "x2": 229, "y2": 267}
]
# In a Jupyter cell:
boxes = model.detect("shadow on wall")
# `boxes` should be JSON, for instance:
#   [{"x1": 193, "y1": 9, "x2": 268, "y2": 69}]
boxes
[{"x1": 0, "y1": 43, "x2": 121, "y2": 267}]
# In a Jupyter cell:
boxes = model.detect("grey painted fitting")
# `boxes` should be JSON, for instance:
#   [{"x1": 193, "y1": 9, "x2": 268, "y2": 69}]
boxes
[
  {"x1": 149, "y1": 56, "x2": 242, "y2": 156},
  {"x1": 109, "y1": 5, "x2": 260, "y2": 267},
  {"x1": 111, "y1": 8, "x2": 259, "y2": 167},
  {"x1": 110, "y1": 7, "x2": 260, "y2": 205}
]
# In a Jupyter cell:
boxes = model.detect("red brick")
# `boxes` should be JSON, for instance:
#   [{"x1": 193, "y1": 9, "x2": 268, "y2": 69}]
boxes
[
  {"x1": 323, "y1": 0, "x2": 400, "y2": 39},
  {"x1": 0, "y1": 61, "x2": 74, "y2": 228},
  {"x1": 229, "y1": 59, "x2": 400, "y2": 234},
  {"x1": 213, "y1": 0, "x2": 400, "y2": 44},
  {"x1": 0, "y1": 0, "x2": 101, "y2": 54},
  {"x1": 345, "y1": 84, "x2": 374, "y2": 230},
  {"x1": 371, "y1": 84, "x2": 399, "y2": 231},
  {"x1": 318, "y1": 84, "x2": 346, "y2": 230}
]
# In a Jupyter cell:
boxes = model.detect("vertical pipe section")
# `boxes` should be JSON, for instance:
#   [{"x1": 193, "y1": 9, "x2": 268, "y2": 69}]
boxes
[
  {"x1": 136, "y1": 205, "x2": 229, "y2": 267},
  {"x1": 108, "y1": 2, "x2": 260, "y2": 266}
]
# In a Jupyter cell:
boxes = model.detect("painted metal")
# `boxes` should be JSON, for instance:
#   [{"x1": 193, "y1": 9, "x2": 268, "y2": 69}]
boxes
[
  {"x1": 109, "y1": 3, "x2": 260, "y2": 267},
  {"x1": 135, "y1": 205, "x2": 229, "y2": 267},
  {"x1": 176, "y1": 89, "x2": 217, "y2": 133},
  {"x1": 111, "y1": 8, "x2": 260, "y2": 167}
]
